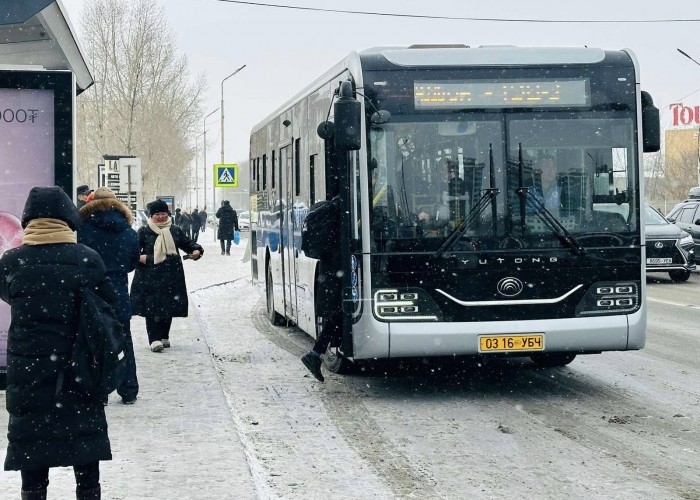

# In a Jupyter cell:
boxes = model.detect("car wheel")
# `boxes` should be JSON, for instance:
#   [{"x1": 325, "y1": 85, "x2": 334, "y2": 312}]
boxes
[
  {"x1": 669, "y1": 269, "x2": 691, "y2": 282},
  {"x1": 530, "y1": 352, "x2": 577, "y2": 367}
]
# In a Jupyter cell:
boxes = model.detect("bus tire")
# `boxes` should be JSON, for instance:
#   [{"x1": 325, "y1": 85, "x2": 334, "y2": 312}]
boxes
[
  {"x1": 266, "y1": 265, "x2": 285, "y2": 326},
  {"x1": 530, "y1": 352, "x2": 576, "y2": 367},
  {"x1": 669, "y1": 269, "x2": 691, "y2": 282},
  {"x1": 323, "y1": 347, "x2": 354, "y2": 374}
]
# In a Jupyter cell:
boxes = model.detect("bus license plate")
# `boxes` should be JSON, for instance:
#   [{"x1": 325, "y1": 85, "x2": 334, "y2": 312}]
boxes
[
  {"x1": 647, "y1": 258, "x2": 672, "y2": 265},
  {"x1": 479, "y1": 334, "x2": 544, "y2": 352}
]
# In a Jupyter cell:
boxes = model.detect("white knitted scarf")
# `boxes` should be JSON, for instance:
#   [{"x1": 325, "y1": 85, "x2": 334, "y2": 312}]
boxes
[{"x1": 147, "y1": 218, "x2": 177, "y2": 264}]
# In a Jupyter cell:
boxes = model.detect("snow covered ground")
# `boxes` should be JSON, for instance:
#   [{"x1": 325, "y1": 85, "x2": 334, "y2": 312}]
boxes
[{"x1": 2, "y1": 231, "x2": 700, "y2": 499}]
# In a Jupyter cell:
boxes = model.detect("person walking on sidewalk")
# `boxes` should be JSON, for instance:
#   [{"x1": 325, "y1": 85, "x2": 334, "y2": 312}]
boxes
[
  {"x1": 199, "y1": 207, "x2": 208, "y2": 233},
  {"x1": 78, "y1": 187, "x2": 140, "y2": 405},
  {"x1": 178, "y1": 210, "x2": 193, "y2": 239},
  {"x1": 191, "y1": 208, "x2": 202, "y2": 242},
  {"x1": 216, "y1": 200, "x2": 238, "y2": 255},
  {"x1": 0, "y1": 186, "x2": 115, "y2": 500},
  {"x1": 130, "y1": 199, "x2": 204, "y2": 352}
]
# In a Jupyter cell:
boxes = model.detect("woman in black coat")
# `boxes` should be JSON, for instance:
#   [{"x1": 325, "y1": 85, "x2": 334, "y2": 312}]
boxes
[
  {"x1": 130, "y1": 199, "x2": 203, "y2": 352},
  {"x1": 78, "y1": 187, "x2": 140, "y2": 404},
  {"x1": 0, "y1": 186, "x2": 116, "y2": 499},
  {"x1": 216, "y1": 200, "x2": 238, "y2": 255}
]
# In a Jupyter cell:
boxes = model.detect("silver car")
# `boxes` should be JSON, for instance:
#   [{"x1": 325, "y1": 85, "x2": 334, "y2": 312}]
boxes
[
  {"x1": 238, "y1": 211, "x2": 250, "y2": 230},
  {"x1": 645, "y1": 204, "x2": 695, "y2": 282}
]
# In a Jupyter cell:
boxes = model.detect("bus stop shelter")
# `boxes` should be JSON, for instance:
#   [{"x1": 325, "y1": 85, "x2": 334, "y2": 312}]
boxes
[{"x1": 0, "y1": 0, "x2": 93, "y2": 383}]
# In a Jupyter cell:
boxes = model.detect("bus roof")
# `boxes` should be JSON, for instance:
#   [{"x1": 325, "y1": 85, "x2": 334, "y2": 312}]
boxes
[{"x1": 359, "y1": 45, "x2": 608, "y2": 67}]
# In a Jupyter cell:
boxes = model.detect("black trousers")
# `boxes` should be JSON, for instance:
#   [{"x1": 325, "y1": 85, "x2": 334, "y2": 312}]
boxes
[
  {"x1": 21, "y1": 461, "x2": 99, "y2": 491},
  {"x1": 192, "y1": 228, "x2": 200, "y2": 242},
  {"x1": 220, "y1": 239, "x2": 231, "y2": 254},
  {"x1": 145, "y1": 315, "x2": 173, "y2": 344},
  {"x1": 312, "y1": 310, "x2": 343, "y2": 354}
]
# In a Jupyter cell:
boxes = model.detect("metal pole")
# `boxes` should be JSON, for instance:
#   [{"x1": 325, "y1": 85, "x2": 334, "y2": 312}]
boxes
[
  {"x1": 697, "y1": 126, "x2": 700, "y2": 187},
  {"x1": 220, "y1": 64, "x2": 246, "y2": 165},
  {"x1": 677, "y1": 49, "x2": 700, "y2": 186},
  {"x1": 203, "y1": 108, "x2": 219, "y2": 216}
]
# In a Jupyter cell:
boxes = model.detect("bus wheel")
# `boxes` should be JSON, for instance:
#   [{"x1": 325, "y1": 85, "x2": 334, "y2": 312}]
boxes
[
  {"x1": 530, "y1": 352, "x2": 576, "y2": 367},
  {"x1": 669, "y1": 269, "x2": 691, "y2": 282},
  {"x1": 323, "y1": 347, "x2": 354, "y2": 374},
  {"x1": 266, "y1": 266, "x2": 285, "y2": 326}
]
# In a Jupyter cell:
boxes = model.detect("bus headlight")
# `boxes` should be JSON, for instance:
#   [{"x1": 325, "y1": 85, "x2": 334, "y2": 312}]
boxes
[
  {"x1": 373, "y1": 288, "x2": 440, "y2": 321},
  {"x1": 574, "y1": 281, "x2": 640, "y2": 316}
]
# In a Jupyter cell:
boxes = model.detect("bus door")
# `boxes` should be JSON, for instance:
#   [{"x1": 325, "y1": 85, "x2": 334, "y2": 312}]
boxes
[{"x1": 280, "y1": 143, "x2": 298, "y2": 322}]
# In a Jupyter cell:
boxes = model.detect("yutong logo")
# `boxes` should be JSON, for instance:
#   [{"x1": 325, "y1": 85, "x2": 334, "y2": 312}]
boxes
[
  {"x1": 459, "y1": 256, "x2": 560, "y2": 266},
  {"x1": 497, "y1": 277, "x2": 524, "y2": 297}
]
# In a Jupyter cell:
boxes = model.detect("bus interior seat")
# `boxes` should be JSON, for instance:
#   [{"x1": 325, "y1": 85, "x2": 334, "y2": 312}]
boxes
[{"x1": 591, "y1": 210, "x2": 628, "y2": 232}]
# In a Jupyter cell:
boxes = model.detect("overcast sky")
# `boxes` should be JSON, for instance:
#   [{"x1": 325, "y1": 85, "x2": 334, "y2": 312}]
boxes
[{"x1": 60, "y1": 0, "x2": 700, "y2": 165}]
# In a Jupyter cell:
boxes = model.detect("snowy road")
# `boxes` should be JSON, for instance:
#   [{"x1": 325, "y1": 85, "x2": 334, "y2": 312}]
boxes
[{"x1": 191, "y1": 237, "x2": 700, "y2": 500}]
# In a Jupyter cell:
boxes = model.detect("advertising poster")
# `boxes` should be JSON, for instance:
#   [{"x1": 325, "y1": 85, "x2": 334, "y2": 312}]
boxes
[
  {"x1": 0, "y1": 86, "x2": 57, "y2": 373},
  {"x1": 156, "y1": 195, "x2": 175, "y2": 214}
]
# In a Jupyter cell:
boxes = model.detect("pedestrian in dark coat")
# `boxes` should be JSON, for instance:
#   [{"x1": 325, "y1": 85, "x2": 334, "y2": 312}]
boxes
[
  {"x1": 174, "y1": 207, "x2": 182, "y2": 226},
  {"x1": 130, "y1": 199, "x2": 204, "y2": 352},
  {"x1": 216, "y1": 200, "x2": 238, "y2": 255},
  {"x1": 0, "y1": 186, "x2": 116, "y2": 499},
  {"x1": 78, "y1": 187, "x2": 140, "y2": 405},
  {"x1": 191, "y1": 208, "x2": 202, "y2": 242},
  {"x1": 178, "y1": 210, "x2": 193, "y2": 239},
  {"x1": 199, "y1": 208, "x2": 207, "y2": 233},
  {"x1": 76, "y1": 184, "x2": 92, "y2": 208}
]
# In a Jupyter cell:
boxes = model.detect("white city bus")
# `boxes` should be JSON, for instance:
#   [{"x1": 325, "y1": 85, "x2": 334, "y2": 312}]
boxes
[{"x1": 249, "y1": 45, "x2": 660, "y2": 372}]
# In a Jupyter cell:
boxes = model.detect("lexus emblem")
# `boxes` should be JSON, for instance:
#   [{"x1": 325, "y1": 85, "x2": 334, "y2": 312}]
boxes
[
  {"x1": 654, "y1": 242, "x2": 664, "y2": 249},
  {"x1": 497, "y1": 277, "x2": 524, "y2": 297}
]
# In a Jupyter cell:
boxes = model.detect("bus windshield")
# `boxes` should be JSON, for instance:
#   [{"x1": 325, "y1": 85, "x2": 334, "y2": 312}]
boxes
[{"x1": 368, "y1": 113, "x2": 638, "y2": 253}]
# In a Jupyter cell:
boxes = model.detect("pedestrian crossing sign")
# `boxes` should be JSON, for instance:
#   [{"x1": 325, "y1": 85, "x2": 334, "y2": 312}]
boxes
[{"x1": 214, "y1": 164, "x2": 238, "y2": 187}]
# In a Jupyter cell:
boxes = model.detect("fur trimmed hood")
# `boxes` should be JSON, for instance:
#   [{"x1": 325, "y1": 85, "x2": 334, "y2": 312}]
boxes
[{"x1": 79, "y1": 198, "x2": 133, "y2": 225}]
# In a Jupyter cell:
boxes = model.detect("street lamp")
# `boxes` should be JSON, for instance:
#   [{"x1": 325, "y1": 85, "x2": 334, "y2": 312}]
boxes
[
  {"x1": 220, "y1": 64, "x2": 246, "y2": 165},
  {"x1": 194, "y1": 131, "x2": 205, "y2": 207},
  {"x1": 203, "y1": 107, "x2": 219, "y2": 211},
  {"x1": 678, "y1": 49, "x2": 700, "y2": 186}
]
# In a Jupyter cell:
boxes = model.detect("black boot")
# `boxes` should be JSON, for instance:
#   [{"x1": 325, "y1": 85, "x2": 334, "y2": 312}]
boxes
[
  {"x1": 301, "y1": 351, "x2": 324, "y2": 382},
  {"x1": 21, "y1": 489, "x2": 47, "y2": 500},
  {"x1": 76, "y1": 485, "x2": 101, "y2": 500}
]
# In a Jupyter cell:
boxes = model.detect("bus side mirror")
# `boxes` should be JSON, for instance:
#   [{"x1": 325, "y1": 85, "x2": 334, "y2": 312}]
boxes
[
  {"x1": 641, "y1": 91, "x2": 660, "y2": 153},
  {"x1": 334, "y1": 80, "x2": 361, "y2": 151},
  {"x1": 317, "y1": 121, "x2": 335, "y2": 140}
]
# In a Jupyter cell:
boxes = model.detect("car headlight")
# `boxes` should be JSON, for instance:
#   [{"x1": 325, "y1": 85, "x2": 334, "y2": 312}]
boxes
[{"x1": 680, "y1": 233, "x2": 694, "y2": 246}]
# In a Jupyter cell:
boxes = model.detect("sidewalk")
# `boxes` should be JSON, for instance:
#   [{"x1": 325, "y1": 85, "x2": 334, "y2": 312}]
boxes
[{"x1": 0, "y1": 232, "x2": 258, "y2": 499}]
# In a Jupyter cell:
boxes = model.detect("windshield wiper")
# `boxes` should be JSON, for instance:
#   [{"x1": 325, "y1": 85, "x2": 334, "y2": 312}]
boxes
[
  {"x1": 515, "y1": 144, "x2": 586, "y2": 255},
  {"x1": 435, "y1": 144, "x2": 500, "y2": 257}
]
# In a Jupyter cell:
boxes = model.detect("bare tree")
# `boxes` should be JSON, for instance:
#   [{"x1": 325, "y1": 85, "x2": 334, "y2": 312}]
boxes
[{"x1": 76, "y1": 0, "x2": 205, "y2": 207}]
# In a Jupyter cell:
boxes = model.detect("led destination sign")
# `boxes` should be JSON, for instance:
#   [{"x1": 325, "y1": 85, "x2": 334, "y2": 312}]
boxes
[{"x1": 414, "y1": 79, "x2": 590, "y2": 109}]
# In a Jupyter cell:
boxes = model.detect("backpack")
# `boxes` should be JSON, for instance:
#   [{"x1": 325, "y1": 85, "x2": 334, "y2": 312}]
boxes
[
  {"x1": 301, "y1": 198, "x2": 340, "y2": 259},
  {"x1": 70, "y1": 286, "x2": 127, "y2": 399}
]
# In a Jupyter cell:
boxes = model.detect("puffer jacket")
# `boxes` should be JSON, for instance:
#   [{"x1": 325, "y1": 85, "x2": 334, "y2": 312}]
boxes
[{"x1": 0, "y1": 243, "x2": 116, "y2": 470}]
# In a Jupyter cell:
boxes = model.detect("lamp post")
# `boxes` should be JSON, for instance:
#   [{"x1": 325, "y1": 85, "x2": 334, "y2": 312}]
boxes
[
  {"x1": 203, "y1": 108, "x2": 220, "y2": 212},
  {"x1": 678, "y1": 49, "x2": 700, "y2": 186},
  {"x1": 194, "y1": 131, "x2": 205, "y2": 208},
  {"x1": 220, "y1": 64, "x2": 247, "y2": 165}
]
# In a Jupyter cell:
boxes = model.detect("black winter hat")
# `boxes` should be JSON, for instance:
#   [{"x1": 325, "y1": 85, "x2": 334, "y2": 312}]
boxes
[
  {"x1": 148, "y1": 199, "x2": 170, "y2": 216},
  {"x1": 21, "y1": 186, "x2": 81, "y2": 230},
  {"x1": 76, "y1": 184, "x2": 92, "y2": 196}
]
